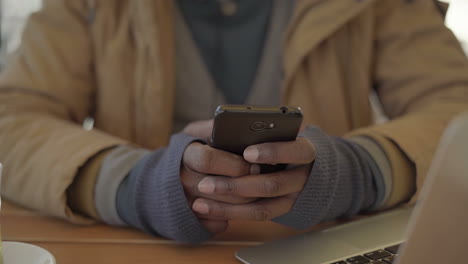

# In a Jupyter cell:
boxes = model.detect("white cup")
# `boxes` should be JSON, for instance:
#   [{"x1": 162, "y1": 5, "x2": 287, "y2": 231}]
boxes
[
  {"x1": 3, "y1": 242, "x2": 56, "y2": 264},
  {"x1": 0, "y1": 164, "x2": 56, "y2": 264}
]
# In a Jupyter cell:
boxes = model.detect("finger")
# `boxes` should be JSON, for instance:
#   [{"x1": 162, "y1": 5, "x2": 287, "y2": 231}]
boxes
[
  {"x1": 181, "y1": 167, "x2": 258, "y2": 204},
  {"x1": 193, "y1": 196, "x2": 296, "y2": 221},
  {"x1": 199, "y1": 219, "x2": 228, "y2": 234},
  {"x1": 184, "y1": 143, "x2": 260, "y2": 177},
  {"x1": 198, "y1": 166, "x2": 309, "y2": 197},
  {"x1": 244, "y1": 137, "x2": 315, "y2": 165},
  {"x1": 196, "y1": 213, "x2": 230, "y2": 221},
  {"x1": 183, "y1": 119, "x2": 214, "y2": 142},
  {"x1": 195, "y1": 194, "x2": 299, "y2": 221},
  {"x1": 199, "y1": 192, "x2": 257, "y2": 205}
]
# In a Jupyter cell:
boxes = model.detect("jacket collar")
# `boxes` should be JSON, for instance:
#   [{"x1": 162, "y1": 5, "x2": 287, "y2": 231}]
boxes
[{"x1": 284, "y1": 0, "x2": 376, "y2": 86}]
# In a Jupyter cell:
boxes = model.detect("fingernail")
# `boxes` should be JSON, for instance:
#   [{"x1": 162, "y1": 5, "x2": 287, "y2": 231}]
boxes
[
  {"x1": 198, "y1": 177, "x2": 215, "y2": 194},
  {"x1": 250, "y1": 164, "x2": 261, "y2": 175},
  {"x1": 244, "y1": 147, "x2": 259, "y2": 162},
  {"x1": 192, "y1": 200, "x2": 209, "y2": 214}
]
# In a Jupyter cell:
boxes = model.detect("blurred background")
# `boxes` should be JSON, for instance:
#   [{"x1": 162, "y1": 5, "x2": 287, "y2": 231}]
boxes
[
  {"x1": 444, "y1": 0, "x2": 468, "y2": 53},
  {"x1": 0, "y1": 0, "x2": 42, "y2": 69},
  {"x1": 0, "y1": 0, "x2": 467, "y2": 70}
]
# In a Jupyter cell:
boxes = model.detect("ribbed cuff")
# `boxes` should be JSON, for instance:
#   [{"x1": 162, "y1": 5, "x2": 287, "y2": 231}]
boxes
[
  {"x1": 95, "y1": 145, "x2": 150, "y2": 226},
  {"x1": 349, "y1": 136, "x2": 391, "y2": 210},
  {"x1": 273, "y1": 126, "x2": 376, "y2": 229},
  {"x1": 117, "y1": 133, "x2": 212, "y2": 244}
]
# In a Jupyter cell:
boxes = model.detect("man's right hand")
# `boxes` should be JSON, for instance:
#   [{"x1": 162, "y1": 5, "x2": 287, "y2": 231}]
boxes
[{"x1": 181, "y1": 142, "x2": 260, "y2": 234}]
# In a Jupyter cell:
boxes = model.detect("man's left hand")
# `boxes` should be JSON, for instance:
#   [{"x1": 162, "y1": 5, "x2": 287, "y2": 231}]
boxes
[{"x1": 192, "y1": 138, "x2": 316, "y2": 221}]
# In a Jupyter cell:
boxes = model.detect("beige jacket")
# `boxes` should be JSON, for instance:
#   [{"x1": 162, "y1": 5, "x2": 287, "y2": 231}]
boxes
[{"x1": 1, "y1": 0, "x2": 467, "y2": 224}]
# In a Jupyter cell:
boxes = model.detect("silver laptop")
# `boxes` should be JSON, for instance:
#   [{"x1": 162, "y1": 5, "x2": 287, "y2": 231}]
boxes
[{"x1": 236, "y1": 113, "x2": 468, "y2": 264}]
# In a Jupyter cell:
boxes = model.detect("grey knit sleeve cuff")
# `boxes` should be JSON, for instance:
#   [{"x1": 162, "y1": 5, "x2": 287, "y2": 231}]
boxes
[
  {"x1": 95, "y1": 145, "x2": 150, "y2": 226},
  {"x1": 273, "y1": 126, "x2": 376, "y2": 229},
  {"x1": 349, "y1": 136, "x2": 392, "y2": 210},
  {"x1": 116, "y1": 133, "x2": 212, "y2": 244}
]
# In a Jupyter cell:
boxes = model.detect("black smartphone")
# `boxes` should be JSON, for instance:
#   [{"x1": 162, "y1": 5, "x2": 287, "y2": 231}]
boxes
[{"x1": 211, "y1": 105, "x2": 303, "y2": 172}]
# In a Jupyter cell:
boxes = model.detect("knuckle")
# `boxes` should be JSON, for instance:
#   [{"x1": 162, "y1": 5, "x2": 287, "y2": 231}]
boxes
[
  {"x1": 272, "y1": 145, "x2": 280, "y2": 161},
  {"x1": 194, "y1": 146, "x2": 215, "y2": 173},
  {"x1": 265, "y1": 144, "x2": 279, "y2": 162},
  {"x1": 261, "y1": 179, "x2": 282, "y2": 196},
  {"x1": 182, "y1": 145, "x2": 194, "y2": 164},
  {"x1": 251, "y1": 205, "x2": 272, "y2": 221},
  {"x1": 222, "y1": 179, "x2": 238, "y2": 194},
  {"x1": 184, "y1": 143, "x2": 201, "y2": 163}
]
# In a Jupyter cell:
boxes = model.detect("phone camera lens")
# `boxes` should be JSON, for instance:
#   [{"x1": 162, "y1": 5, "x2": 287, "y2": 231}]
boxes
[
  {"x1": 280, "y1": 107, "x2": 288, "y2": 114},
  {"x1": 251, "y1": 122, "x2": 267, "y2": 131}
]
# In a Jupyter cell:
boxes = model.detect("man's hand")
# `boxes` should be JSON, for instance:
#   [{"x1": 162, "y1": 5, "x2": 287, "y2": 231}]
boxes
[
  {"x1": 191, "y1": 138, "x2": 316, "y2": 221},
  {"x1": 182, "y1": 118, "x2": 262, "y2": 234},
  {"x1": 183, "y1": 119, "x2": 214, "y2": 143},
  {"x1": 182, "y1": 142, "x2": 260, "y2": 233}
]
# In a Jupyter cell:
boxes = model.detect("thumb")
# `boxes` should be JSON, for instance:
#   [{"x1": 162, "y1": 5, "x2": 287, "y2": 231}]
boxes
[{"x1": 183, "y1": 119, "x2": 214, "y2": 142}]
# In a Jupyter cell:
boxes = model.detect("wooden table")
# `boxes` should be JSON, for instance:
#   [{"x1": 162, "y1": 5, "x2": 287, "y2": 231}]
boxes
[{"x1": 1, "y1": 200, "x2": 337, "y2": 264}]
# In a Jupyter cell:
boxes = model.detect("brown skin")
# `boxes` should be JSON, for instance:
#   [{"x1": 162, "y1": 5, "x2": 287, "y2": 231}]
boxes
[{"x1": 182, "y1": 120, "x2": 315, "y2": 234}]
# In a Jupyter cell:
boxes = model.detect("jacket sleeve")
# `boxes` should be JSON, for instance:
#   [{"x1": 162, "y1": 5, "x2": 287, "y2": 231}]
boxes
[
  {"x1": 350, "y1": 0, "x2": 468, "y2": 206},
  {"x1": 0, "y1": 0, "x2": 125, "y2": 224}
]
